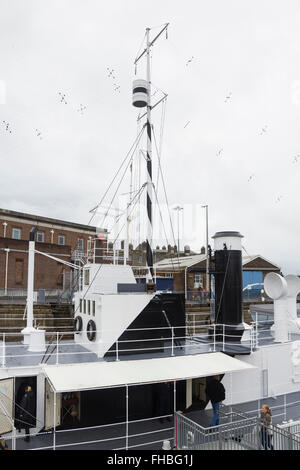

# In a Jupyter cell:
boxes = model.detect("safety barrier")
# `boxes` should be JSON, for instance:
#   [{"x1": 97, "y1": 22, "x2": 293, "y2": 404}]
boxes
[{"x1": 174, "y1": 409, "x2": 300, "y2": 450}]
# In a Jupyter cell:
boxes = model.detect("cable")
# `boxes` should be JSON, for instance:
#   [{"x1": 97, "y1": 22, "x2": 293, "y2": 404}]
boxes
[{"x1": 88, "y1": 125, "x2": 145, "y2": 225}]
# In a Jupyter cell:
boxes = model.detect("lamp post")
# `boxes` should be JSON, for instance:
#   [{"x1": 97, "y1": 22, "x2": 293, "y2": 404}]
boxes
[
  {"x1": 201, "y1": 205, "x2": 209, "y2": 297},
  {"x1": 173, "y1": 206, "x2": 183, "y2": 255}
]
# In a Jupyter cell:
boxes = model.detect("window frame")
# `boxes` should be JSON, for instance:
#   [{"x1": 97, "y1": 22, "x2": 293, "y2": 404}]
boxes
[
  {"x1": 36, "y1": 231, "x2": 45, "y2": 243},
  {"x1": 58, "y1": 234, "x2": 65, "y2": 245},
  {"x1": 12, "y1": 227, "x2": 22, "y2": 240}
]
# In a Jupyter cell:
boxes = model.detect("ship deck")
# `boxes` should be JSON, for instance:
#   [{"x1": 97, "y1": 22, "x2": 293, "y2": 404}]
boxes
[{"x1": 2, "y1": 322, "x2": 299, "y2": 369}]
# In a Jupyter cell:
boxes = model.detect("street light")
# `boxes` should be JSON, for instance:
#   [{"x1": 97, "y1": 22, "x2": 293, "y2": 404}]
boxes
[
  {"x1": 201, "y1": 205, "x2": 209, "y2": 298},
  {"x1": 173, "y1": 206, "x2": 183, "y2": 255}
]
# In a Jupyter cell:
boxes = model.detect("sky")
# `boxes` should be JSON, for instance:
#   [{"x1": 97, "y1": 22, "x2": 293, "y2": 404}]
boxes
[{"x1": 1, "y1": 0, "x2": 300, "y2": 274}]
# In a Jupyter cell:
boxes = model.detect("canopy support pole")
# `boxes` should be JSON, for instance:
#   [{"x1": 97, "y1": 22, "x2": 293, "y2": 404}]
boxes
[
  {"x1": 126, "y1": 385, "x2": 129, "y2": 450},
  {"x1": 53, "y1": 390, "x2": 56, "y2": 450}
]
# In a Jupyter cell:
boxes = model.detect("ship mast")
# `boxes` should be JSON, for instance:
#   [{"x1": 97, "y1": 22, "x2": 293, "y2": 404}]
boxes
[{"x1": 133, "y1": 23, "x2": 169, "y2": 284}]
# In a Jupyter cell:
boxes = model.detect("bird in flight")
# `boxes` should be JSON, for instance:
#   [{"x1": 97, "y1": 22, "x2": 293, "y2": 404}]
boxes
[
  {"x1": 224, "y1": 92, "x2": 232, "y2": 103},
  {"x1": 186, "y1": 56, "x2": 194, "y2": 66},
  {"x1": 260, "y1": 125, "x2": 268, "y2": 135},
  {"x1": 292, "y1": 154, "x2": 300, "y2": 163},
  {"x1": 275, "y1": 195, "x2": 283, "y2": 203},
  {"x1": 248, "y1": 174, "x2": 255, "y2": 182},
  {"x1": 77, "y1": 104, "x2": 87, "y2": 115},
  {"x1": 35, "y1": 129, "x2": 42, "y2": 140},
  {"x1": 184, "y1": 121, "x2": 190, "y2": 128},
  {"x1": 216, "y1": 148, "x2": 223, "y2": 157}
]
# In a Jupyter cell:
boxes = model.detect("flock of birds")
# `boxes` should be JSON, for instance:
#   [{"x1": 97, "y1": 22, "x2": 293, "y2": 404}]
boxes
[
  {"x1": 181, "y1": 54, "x2": 298, "y2": 205},
  {"x1": 1, "y1": 58, "x2": 298, "y2": 208},
  {"x1": 106, "y1": 67, "x2": 121, "y2": 93}
]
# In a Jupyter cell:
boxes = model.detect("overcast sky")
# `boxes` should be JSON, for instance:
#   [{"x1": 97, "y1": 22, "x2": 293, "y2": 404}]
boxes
[{"x1": 1, "y1": 0, "x2": 300, "y2": 274}]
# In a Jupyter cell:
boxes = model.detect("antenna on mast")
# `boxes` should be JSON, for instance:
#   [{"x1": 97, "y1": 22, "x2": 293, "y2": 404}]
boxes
[{"x1": 132, "y1": 23, "x2": 169, "y2": 286}]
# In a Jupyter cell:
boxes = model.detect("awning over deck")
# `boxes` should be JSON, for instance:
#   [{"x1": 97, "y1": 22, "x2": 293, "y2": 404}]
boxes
[{"x1": 42, "y1": 353, "x2": 255, "y2": 393}]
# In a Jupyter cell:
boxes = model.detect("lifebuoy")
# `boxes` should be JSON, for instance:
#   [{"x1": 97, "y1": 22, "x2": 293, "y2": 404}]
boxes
[
  {"x1": 74, "y1": 316, "x2": 83, "y2": 333},
  {"x1": 87, "y1": 320, "x2": 97, "y2": 342}
]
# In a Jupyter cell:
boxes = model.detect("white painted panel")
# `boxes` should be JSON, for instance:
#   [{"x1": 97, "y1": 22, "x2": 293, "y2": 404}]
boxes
[
  {"x1": 186, "y1": 379, "x2": 192, "y2": 409},
  {"x1": 0, "y1": 378, "x2": 13, "y2": 434},
  {"x1": 44, "y1": 379, "x2": 61, "y2": 430}
]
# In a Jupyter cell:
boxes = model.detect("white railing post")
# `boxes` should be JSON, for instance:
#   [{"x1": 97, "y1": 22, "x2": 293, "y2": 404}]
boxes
[
  {"x1": 53, "y1": 391, "x2": 56, "y2": 450},
  {"x1": 12, "y1": 426, "x2": 16, "y2": 450},
  {"x1": 2, "y1": 333, "x2": 5, "y2": 368},
  {"x1": 56, "y1": 332, "x2": 59, "y2": 365},
  {"x1": 255, "y1": 312, "x2": 258, "y2": 348},
  {"x1": 125, "y1": 385, "x2": 129, "y2": 450},
  {"x1": 116, "y1": 339, "x2": 119, "y2": 361},
  {"x1": 171, "y1": 327, "x2": 175, "y2": 357},
  {"x1": 213, "y1": 324, "x2": 216, "y2": 352},
  {"x1": 284, "y1": 394, "x2": 287, "y2": 422}
]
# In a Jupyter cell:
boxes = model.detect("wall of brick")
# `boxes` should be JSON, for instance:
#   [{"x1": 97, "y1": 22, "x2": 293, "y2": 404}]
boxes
[
  {"x1": 0, "y1": 238, "x2": 72, "y2": 289},
  {"x1": 0, "y1": 216, "x2": 94, "y2": 252}
]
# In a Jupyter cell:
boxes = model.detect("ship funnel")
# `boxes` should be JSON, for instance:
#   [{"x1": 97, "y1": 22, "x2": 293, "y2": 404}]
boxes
[{"x1": 212, "y1": 231, "x2": 245, "y2": 341}]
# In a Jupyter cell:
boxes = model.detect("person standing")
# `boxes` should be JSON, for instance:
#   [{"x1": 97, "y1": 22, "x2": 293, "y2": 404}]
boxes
[
  {"x1": 19, "y1": 385, "x2": 35, "y2": 442},
  {"x1": 260, "y1": 404, "x2": 273, "y2": 450},
  {"x1": 205, "y1": 375, "x2": 225, "y2": 427}
]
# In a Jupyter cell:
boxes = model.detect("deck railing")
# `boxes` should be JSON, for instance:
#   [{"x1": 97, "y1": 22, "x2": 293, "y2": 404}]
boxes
[{"x1": 174, "y1": 409, "x2": 300, "y2": 450}]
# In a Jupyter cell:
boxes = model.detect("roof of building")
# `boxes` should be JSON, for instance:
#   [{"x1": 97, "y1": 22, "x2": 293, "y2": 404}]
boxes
[
  {"x1": 0, "y1": 208, "x2": 104, "y2": 233},
  {"x1": 154, "y1": 254, "x2": 207, "y2": 270},
  {"x1": 242, "y1": 255, "x2": 281, "y2": 270},
  {"x1": 154, "y1": 253, "x2": 281, "y2": 271}
]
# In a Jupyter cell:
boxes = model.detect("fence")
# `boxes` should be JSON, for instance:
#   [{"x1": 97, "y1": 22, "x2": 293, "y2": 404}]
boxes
[
  {"x1": 3, "y1": 414, "x2": 175, "y2": 451},
  {"x1": 0, "y1": 314, "x2": 292, "y2": 367},
  {"x1": 0, "y1": 288, "x2": 73, "y2": 303},
  {"x1": 0, "y1": 319, "x2": 262, "y2": 368},
  {"x1": 174, "y1": 409, "x2": 300, "y2": 450}
]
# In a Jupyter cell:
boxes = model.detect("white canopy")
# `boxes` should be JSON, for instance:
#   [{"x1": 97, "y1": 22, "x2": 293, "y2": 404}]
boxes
[{"x1": 43, "y1": 353, "x2": 255, "y2": 393}]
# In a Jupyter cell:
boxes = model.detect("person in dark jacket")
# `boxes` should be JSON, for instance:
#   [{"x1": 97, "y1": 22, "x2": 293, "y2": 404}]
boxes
[
  {"x1": 18, "y1": 385, "x2": 35, "y2": 442},
  {"x1": 205, "y1": 375, "x2": 225, "y2": 427}
]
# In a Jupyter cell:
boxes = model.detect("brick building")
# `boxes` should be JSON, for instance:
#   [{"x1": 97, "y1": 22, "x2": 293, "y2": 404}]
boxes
[{"x1": 0, "y1": 208, "x2": 106, "y2": 291}]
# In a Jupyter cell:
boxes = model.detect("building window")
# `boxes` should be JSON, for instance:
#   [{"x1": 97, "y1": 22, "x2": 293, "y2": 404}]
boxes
[
  {"x1": 12, "y1": 228, "x2": 21, "y2": 240},
  {"x1": 80, "y1": 299, "x2": 82, "y2": 313},
  {"x1": 77, "y1": 238, "x2": 84, "y2": 251},
  {"x1": 92, "y1": 301, "x2": 95, "y2": 316},
  {"x1": 87, "y1": 300, "x2": 90, "y2": 315},
  {"x1": 37, "y1": 231, "x2": 45, "y2": 243},
  {"x1": 83, "y1": 299, "x2": 86, "y2": 314},
  {"x1": 194, "y1": 274, "x2": 203, "y2": 288},
  {"x1": 58, "y1": 235, "x2": 65, "y2": 245},
  {"x1": 165, "y1": 273, "x2": 173, "y2": 278}
]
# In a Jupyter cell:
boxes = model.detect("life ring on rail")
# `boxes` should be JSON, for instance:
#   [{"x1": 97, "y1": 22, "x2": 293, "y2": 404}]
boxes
[
  {"x1": 87, "y1": 320, "x2": 97, "y2": 342},
  {"x1": 74, "y1": 316, "x2": 83, "y2": 333}
]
